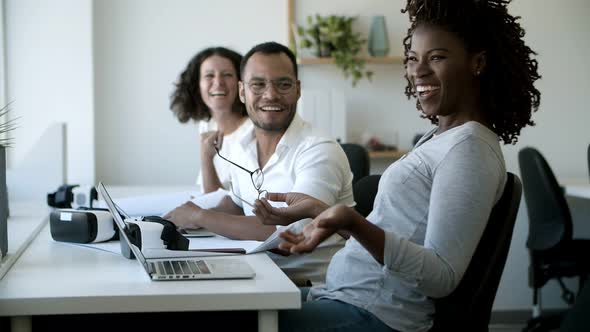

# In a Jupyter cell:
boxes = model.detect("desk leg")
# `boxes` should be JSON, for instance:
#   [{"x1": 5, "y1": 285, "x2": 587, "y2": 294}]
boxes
[
  {"x1": 258, "y1": 310, "x2": 278, "y2": 332},
  {"x1": 11, "y1": 316, "x2": 32, "y2": 332}
]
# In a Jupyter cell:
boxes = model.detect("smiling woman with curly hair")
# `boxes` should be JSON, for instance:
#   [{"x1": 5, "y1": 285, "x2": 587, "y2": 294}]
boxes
[
  {"x1": 251, "y1": 1, "x2": 541, "y2": 331},
  {"x1": 170, "y1": 47, "x2": 251, "y2": 193},
  {"x1": 402, "y1": 0, "x2": 541, "y2": 145}
]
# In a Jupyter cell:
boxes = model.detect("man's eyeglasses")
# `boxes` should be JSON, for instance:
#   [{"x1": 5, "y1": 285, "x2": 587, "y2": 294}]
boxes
[
  {"x1": 245, "y1": 78, "x2": 296, "y2": 95},
  {"x1": 215, "y1": 147, "x2": 268, "y2": 207}
]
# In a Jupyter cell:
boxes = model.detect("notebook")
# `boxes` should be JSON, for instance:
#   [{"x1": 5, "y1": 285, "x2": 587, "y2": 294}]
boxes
[{"x1": 97, "y1": 182, "x2": 255, "y2": 281}]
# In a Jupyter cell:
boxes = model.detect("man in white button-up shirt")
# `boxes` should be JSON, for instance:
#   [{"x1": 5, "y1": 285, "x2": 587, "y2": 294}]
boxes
[{"x1": 165, "y1": 42, "x2": 354, "y2": 285}]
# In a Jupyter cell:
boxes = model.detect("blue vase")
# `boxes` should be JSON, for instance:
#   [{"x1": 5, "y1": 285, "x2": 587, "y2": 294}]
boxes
[{"x1": 368, "y1": 15, "x2": 390, "y2": 57}]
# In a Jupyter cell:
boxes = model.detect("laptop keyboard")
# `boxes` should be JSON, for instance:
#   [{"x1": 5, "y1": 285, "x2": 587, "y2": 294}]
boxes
[{"x1": 150, "y1": 259, "x2": 211, "y2": 276}]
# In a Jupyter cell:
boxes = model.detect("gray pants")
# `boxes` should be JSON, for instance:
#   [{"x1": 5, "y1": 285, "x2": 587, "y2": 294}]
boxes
[{"x1": 279, "y1": 287, "x2": 397, "y2": 332}]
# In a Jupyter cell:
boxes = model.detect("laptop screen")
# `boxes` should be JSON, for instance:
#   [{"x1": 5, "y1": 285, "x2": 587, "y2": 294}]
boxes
[{"x1": 97, "y1": 182, "x2": 151, "y2": 276}]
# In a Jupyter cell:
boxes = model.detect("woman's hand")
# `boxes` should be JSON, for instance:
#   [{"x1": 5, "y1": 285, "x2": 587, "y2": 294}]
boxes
[
  {"x1": 200, "y1": 130, "x2": 223, "y2": 160},
  {"x1": 253, "y1": 192, "x2": 330, "y2": 226},
  {"x1": 163, "y1": 201, "x2": 203, "y2": 229},
  {"x1": 278, "y1": 204, "x2": 359, "y2": 254}
]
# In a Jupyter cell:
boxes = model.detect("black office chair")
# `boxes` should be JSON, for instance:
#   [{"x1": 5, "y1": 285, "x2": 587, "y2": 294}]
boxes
[
  {"x1": 352, "y1": 175, "x2": 381, "y2": 217},
  {"x1": 560, "y1": 282, "x2": 590, "y2": 332},
  {"x1": 340, "y1": 143, "x2": 370, "y2": 185},
  {"x1": 430, "y1": 172, "x2": 522, "y2": 332},
  {"x1": 518, "y1": 147, "x2": 590, "y2": 331}
]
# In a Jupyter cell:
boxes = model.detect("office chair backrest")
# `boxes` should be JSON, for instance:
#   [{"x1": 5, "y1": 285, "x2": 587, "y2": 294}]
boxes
[
  {"x1": 518, "y1": 147, "x2": 572, "y2": 251},
  {"x1": 431, "y1": 172, "x2": 522, "y2": 332},
  {"x1": 353, "y1": 175, "x2": 381, "y2": 218},
  {"x1": 340, "y1": 143, "x2": 370, "y2": 185}
]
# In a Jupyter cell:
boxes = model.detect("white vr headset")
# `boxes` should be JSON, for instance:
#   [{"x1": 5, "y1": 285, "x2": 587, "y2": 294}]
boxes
[
  {"x1": 49, "y1": 209, "x2": 118, "y2": 243},
  {"x1": 123, "y1": 216, "x2": 189, "y2": 251}
]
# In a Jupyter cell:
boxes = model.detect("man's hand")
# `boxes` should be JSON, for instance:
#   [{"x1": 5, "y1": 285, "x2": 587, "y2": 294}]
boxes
[
  {"x1": 253, "y1": 192, "x2": 330, "y2": 226},
  {"x1": 278, "y1": 204, "x2": 359, "y2": 254},
  {"x1": 163, "y1": 201, "x2": 203, "y2": 229}
]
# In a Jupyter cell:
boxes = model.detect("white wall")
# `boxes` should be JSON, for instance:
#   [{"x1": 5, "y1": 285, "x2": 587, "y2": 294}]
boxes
[
  {"x1": 4, "y1": 0, "x2": 589, "y2": 313},
  {"x1": 5, "y1": 0, "x2": 94, "y2": 186},
  {"x1": 294, "y1": 0, "x2": 433, "y2": 176},
  {"x1": 0, "y1": 0, "x2": 6, "y2": 109},
  {"x1": 296, "y1": 0, "x2": 590, "y2": 312},
  {"x1": 298, "y1": 0, "x2": 590, "y2": 311},
  {"x1": 94, "y1": 0, "x2": 287, "y2": 185},
  {"x1": 295, "y1": 0, "x2": 433, "y2": 151},
  {"x1": 495, "y1": 0, "x2": 590, "y2": 310}
]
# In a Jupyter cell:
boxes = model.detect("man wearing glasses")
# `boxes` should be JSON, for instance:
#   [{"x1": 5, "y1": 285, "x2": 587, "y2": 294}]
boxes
[{"x1": 164, "y1": 42, "x2": 354, "y2": 286}]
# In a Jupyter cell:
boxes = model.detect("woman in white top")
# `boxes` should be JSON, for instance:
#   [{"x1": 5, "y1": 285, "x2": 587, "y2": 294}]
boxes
[{"x1": 170, "y1": 47, "x2": 251, "y2": 193}]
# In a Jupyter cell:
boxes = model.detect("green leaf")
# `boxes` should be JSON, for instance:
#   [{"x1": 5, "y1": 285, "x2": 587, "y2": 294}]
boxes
[
  {"x1": 297, "y1": 26, "x2": 305, "y2": 36},
  {"x1": 298, "y1": 14, "x2": 373, "y2": 86}
]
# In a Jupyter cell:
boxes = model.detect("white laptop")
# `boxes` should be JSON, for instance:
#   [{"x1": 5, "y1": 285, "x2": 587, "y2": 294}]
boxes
[{"x1": 97, "y1": 182, "x2": 255, "y2": 281}]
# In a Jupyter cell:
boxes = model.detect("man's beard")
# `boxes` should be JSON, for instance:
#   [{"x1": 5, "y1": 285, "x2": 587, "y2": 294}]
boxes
[{"x1": 245, "y1": 96, "x2": 296, "y2": 132}]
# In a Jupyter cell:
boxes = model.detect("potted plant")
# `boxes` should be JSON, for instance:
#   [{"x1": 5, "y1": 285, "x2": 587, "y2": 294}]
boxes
[
  {"x1": 0, "y1": 103, "x2": 17, "y2": 148},
  {"x1": 297, "y1": 15, "x2": 373, "y2": 86}
]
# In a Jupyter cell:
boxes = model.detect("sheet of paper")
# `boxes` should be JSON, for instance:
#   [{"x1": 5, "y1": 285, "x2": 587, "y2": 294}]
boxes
[
  {"x1": 95, "y1": 189, "x2": 229, "y2": 217},
  {"x1": 189, "y1": 236, "x2": 262, "y2": 253},
  {"x1": 246, "y1": 218, "x2": 309, "y2": 254},
  {"x1": 189, "y1": 189, "x2": 229, "y2": 209},
  {"x1": 181, "y1": 229, "x2": 216, "y2": 237},
  {"x1": 64, "y1": 217, "x2": 310, "y2": 257},
  {"x1": 188, "y1": 220, "x2": 306, "y2": 254}
]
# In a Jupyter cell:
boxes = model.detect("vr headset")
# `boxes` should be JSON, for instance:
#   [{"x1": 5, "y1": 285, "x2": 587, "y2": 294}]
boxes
[
  {"x1": 47, "y1": 184, "x2": 98, "y2": 209},
  {"x1": 118, "y1": 216, "x2": 189, "y2": 259},
  {"x1": 125, "y1": 216, "x2": 189, "y2": 251},
  {"x1": 50, "y1": 209, "x2": 188, "y2": 254},
  {"x1": 49, "y1": 208, "x2": 119, "y2": 243}
]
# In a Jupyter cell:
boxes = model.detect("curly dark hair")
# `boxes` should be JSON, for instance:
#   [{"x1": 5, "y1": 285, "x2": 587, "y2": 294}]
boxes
[
  {"x1": 402, "y1": 0, "x2": 541, "y2": 145},
  {"x1": 169, "y1": 47, "x2": 247, "y2": 123},
  {"x1": 240, "y1": 41, "x2": 298, "y2": 78}
]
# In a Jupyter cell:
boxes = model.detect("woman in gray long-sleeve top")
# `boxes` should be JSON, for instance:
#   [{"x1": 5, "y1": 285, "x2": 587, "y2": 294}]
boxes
[{"x1": 253, "y1": 0, "x2": 541, "y2": 331}]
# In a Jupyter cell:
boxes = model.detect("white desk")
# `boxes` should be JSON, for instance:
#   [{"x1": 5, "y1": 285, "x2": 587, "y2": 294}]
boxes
[
  {"x1": 566, "y1": 184, "x2": 590, "y2": 200},
  {"x1": 562, "y1": 179, "x2": 590, "y2": 199},
  {"x1": 0, "y1": 202, "x2": 49, "y2": 280},
  {"x1": 0, "y1": 202, "x2": 300, "y2": 332}
]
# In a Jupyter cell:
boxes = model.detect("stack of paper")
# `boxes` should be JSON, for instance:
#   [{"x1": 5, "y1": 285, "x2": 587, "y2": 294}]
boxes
[{"x1": 95, "y1": 189, "x2": 229, "y2": 217}]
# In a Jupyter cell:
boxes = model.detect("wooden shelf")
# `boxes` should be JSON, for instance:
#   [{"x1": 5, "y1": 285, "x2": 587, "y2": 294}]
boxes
[
  {"x1": 368, "y1": 149, "x2": 407, "y2": 159},
  {"x1": 298, "y1": 56, "x2": 404, "y2": 65}
]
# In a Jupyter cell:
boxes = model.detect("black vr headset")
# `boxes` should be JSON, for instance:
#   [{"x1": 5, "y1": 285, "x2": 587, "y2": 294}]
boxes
[
  {"x1": 125, "y1": 216, "x2": 189, "y2": 251},
  {"x1": 47, "y1": 184, "x2": 98, "y2": 209}
]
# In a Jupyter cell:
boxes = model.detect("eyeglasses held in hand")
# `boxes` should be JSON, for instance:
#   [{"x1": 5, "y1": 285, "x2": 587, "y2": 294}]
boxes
[
  {"x1": 229, "y1": 182, "x2": 262, "y2": 208},
  {"x1": 215, "y1": 147, "x2": 268, "y2": 205},
  {"x1": 245, "y1": 78, "x2": 296, "y2": 95}
]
